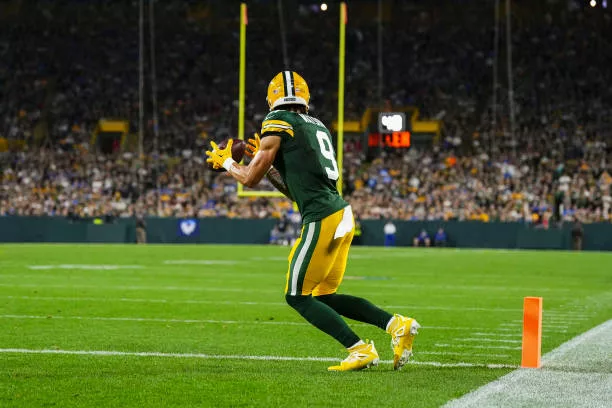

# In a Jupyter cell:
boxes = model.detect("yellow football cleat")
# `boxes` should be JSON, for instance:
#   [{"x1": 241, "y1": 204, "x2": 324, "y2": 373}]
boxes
[
  {"x1": 386, "y1": 314, "x2": 421, "y2": 370},
  {"x1": 327, "y1": 341, "x2": 379, "y2": 372}
]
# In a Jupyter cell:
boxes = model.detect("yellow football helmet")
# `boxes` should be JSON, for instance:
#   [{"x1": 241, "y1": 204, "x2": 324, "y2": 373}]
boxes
[{"x1": 266, "y1": 71, "x2": 310, "y2": 111}]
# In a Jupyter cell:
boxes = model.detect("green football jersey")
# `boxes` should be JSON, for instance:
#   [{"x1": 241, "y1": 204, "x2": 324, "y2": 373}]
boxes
[{"x1": 260, "y1": 109, "x2": 348, "y2": 224}]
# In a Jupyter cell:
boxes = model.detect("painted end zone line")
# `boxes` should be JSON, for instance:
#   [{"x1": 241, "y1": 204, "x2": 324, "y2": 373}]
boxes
[{"x1": 0, "y1": 348, "x2": 517, "y2": 369}]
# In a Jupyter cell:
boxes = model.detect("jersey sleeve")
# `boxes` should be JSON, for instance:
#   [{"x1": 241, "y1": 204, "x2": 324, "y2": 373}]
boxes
[{"x1": 260, "y1": 111, "x2": 295, "y2": 139}]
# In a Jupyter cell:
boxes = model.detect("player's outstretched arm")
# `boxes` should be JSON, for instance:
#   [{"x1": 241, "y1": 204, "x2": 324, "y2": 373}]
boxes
[{"x1": 221, "y1": 135, "x2": 281, "y2": 188}]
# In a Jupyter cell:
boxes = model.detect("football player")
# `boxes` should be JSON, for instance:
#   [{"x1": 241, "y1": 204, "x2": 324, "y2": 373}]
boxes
[{"x1": 206, "y1": 71, "x2": 420, "y2": 371}]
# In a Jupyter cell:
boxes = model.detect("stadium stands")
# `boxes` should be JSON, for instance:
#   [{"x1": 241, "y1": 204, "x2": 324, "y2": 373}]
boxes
[{"x1": 1, "y1": 0, "x2": 611, "y2": 222}]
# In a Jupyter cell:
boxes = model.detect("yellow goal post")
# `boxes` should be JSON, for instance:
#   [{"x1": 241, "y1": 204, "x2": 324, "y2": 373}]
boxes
[{"x1": 236, "y1": 2, "x2": 347, "y2": 198}]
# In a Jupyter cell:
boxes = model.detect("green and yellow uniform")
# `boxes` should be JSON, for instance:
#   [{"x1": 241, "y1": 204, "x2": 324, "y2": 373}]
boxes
[{"x1": 260, "y1": 109, "x2": 354, "y2": 297}]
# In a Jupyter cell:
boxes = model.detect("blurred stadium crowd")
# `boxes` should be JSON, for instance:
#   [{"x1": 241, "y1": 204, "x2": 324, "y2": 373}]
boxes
[{"x1": 1, "y1": 0, "x2": 611, "y2": 223}]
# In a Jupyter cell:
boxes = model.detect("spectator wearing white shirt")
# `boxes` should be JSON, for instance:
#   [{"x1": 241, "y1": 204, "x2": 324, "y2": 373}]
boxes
[{"x1": 383, "y1": 220, "x2": 397, "y2": 247}]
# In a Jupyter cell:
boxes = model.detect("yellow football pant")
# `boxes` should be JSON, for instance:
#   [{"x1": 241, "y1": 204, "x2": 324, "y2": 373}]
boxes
[{"x1": 285, "y1": 206, "x2": 354, "y2": 297}]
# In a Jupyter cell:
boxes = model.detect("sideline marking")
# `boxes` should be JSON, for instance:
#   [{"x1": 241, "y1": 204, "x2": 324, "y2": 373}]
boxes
[
  {"x1": 443, "y1": 320, "x2": 612, "y2": 408},
  {"x1": 0, "y1": 348, "x2": 518, "y2": 369}
]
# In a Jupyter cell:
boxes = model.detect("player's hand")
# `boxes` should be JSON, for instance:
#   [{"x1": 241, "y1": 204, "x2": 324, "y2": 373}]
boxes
[
  {"x1": 206, "y1": 140, "x2": 234, "y2": 170},
  {"x1": 245, "y1": 133, "x2": 261, "y2": 158}
]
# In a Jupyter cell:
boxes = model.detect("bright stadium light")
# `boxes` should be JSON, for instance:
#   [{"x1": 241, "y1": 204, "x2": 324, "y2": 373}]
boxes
[
  {"x1": 320, "y1": 3, "x2": 328, "y2": 11},
  {"x1": 590, "y1": 0, "x2": 596, "y2": 7}
]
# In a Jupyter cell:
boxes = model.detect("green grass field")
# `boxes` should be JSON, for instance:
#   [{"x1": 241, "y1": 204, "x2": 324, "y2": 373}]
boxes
[{"x1": 1, "y1": 245, "x2": 611, "y2": 407}]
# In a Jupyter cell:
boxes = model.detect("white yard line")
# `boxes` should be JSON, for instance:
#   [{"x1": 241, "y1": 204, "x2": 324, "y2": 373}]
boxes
[
  {"x1": 443, "y1": 319, "x2": 612, "y2": 408},
  {"x1": 435, "y1": 344, "x2": 522, "y2": 350},
  {"x1": 0, "y1": 348, "x2": 518, "y2": 369},
  {"x1": 0, "y1": 279, "x2": 575, "y2": 295},
  {"x1": 0, "y1": 314, "x2": 527, "y2": 336},
  {"x1": 472, "y1": 332, "x2": 521, "y2": 338},
  {"x1": 495, "y1": 327, "x2": 568, "y2": 333},
  {"x1": 0, "y1": 314, "x2": 309, "y2": 326},
  {"x1": 162, "y1": 260, "x2": 242, "y2": 265},
  {"x1": 27, "y1": 264, "x2": 144, "y2": 270},
  {"x1": 459, "y1": 338, "x2": 523, "y2": 344},
  {"x1": 0, "y1": 283, "x2": 266, "y2": 293},
  {"x1": 3, "y1": 294, "x2": 285, "y2": 306},
  {"x1": 418, "y1": 351, "x2": 511, "y2": 358},
  {"x1": 501, "y1": 322, "x2": 571, "y2": 329},
  {"x1": 0, "y1": 314, "x2": 532, "y2": 340},
  {"x1": 0, "y1": 294, "x2": 533, "y2": 313}
]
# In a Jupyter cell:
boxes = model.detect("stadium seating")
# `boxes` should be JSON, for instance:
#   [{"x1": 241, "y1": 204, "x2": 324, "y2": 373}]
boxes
[{"x1": 1, "y1": 0, "x2": 610, "y2": 222}]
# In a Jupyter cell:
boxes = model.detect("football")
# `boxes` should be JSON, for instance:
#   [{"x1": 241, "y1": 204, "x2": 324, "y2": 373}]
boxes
[{"x1": 209, "y1": 138, "x2": 246, "y2": 172}]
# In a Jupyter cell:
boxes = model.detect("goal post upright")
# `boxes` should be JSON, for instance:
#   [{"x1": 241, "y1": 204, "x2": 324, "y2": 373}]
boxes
[
  {"x1": 336, "y1": 2, "x2": 347, "y2": 197},
  {"x1": 238, "y1": 3, "x2": 246, "y2": 143},
  {"x1": 236, "y1": 2, "x2": 285, "y2": 198},
  {"x1": 236, "y1": 2, "x2": 346, "y2": 200}
]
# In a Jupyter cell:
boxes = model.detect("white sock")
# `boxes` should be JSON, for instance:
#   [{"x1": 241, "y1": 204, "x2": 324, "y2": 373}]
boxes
[
  {"x1": 348, "y1": 340, "x2": 365, "y2": 349},
  {"x1": 385, "y1": 316, "x2": 397, "y2": 331}
]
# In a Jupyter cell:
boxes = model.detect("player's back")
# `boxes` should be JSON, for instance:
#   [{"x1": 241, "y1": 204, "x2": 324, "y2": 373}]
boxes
[{"x1": 261, "y1": 109, "x2": 348, "y2": 224}]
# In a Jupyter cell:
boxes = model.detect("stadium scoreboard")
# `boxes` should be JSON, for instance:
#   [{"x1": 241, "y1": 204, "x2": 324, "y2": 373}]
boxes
[{"x1": 369, "y1": 112, "x2": 411, "y2": 148}]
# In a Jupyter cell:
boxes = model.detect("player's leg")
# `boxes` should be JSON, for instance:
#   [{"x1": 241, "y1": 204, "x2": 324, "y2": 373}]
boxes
[
  {"x1": 314, "y1": 231, "x2": 394, "y2": 329},
  {"x1": 284, "y1": 210, "x2": 378, "y2": 371},
  {"x1": 284, "y1": 218, "x2": 360, "y2": 348},
  {"x1": 313, "y1": 212, "x2": 421, "y2": 370}
]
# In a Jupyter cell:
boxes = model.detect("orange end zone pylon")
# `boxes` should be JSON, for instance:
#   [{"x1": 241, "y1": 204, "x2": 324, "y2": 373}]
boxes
[{"x1": 521, "y1": 296, "x2": 543, "y2": 368}]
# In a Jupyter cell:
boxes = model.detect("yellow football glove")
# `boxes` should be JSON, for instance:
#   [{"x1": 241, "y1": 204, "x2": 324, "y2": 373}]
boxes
[
  {"x1": 245, "y1": 133, "x2": 261, "y2": 159},
  {"x1": 206, "y1": 140, "x2": 235, "y2": 171}
]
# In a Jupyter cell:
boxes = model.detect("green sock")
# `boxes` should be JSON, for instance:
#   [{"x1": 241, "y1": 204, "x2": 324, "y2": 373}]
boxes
[
  {"x1": 315, "y1": 293, "x2": 393, "y2": 330},
  {"x1": 285, "y1": 294, "x2": 360, "y2": 348}
]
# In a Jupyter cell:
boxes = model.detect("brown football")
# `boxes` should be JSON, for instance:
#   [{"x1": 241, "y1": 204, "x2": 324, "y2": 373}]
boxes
[{"x1": 208, "y1": 138, "x2": 246, "y2": 172}]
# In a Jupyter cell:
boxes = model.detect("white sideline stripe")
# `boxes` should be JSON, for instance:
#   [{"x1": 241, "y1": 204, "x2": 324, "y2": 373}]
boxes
[
  {"x1": 0, "y1": 295, "x2": 528, "y2": 313},
  {"x1": 435, "y1": 344, "x2": 522, "y2": 351},
  {"x1": 443, "y1": 320, "x2": 612, "y2": 408},
  {"x1": 290, "y1": 222, "x2": 315, "y2": 296},
  {"x1": 460, "y1": 338, "x2": 523, "y2": 344},
  {"x1": 0, "y1": 348, "x2": 518, "y2": 369}
]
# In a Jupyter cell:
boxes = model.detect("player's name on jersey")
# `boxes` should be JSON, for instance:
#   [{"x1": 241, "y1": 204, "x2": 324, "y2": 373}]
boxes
[{"x1": 298, "y1": 114, "x2": 325, "y2": 128}]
